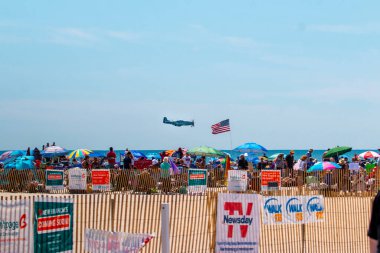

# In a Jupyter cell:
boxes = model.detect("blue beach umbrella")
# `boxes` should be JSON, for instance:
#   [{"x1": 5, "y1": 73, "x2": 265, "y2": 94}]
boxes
[
  {"x1": 131, "y1": 151, "x2": 146, "y2": 159},
  {"x1": 4, "y1": 156, "x2": 35, "y2": 170},
  {"x1": 0, "y1": 150, "x2": 25, "y2": 161},
  {"x1": 15, "y1": 156, "x2": 35, "y2": 170},
  {"x1": 234, "y1": 143, "x2": 268, "y2": 154},
  {"x1": 88, "y1": 151, "x2": 105, "y2": 158},
  {"x1": 146, "y1": 152, "x2": 161, "y2": 160}
]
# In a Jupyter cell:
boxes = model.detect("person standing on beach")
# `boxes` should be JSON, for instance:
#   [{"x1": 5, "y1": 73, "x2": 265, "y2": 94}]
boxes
[
  {"x1": 368, "y1": 191, "x2": 380, "y2": 253},
  {"x1": 238, "y1": 155, "x2": 248, "y2": 170},
  {"x1": 123, "y1": 151, "x2": 133, "y2": 170},
  {"x1": 160, "y1": 157, "x2": 172, "y2": 193},
  {"x1": 182, "y1": 153, "x2": 191, "y2": 168},
  {"x1": 296, "y1": 155, "x2": 308, "y2": 191},
  {"x1": 285, "y1": 150, "x2": 295, "y2": 177},
  {"x1": 107, "y1": 147, "x2": 116, "y2": 169},
  {"x1": 82, "y1": 155, "x2": 91, "y2": 169},
  {"x1": 306, "y1": 149, "x2": 313, "y2": 168},
  {"x1": 32, "y1": 147, "x2": 41, "y2": 160},
  {"x1": 274, "y1": 154, "x2": 286, "y2": 176}
]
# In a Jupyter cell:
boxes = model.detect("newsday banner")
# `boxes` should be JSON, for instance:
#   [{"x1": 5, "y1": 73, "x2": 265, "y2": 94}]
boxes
[
  {"x1": 0, "y1": 199, "x2": 33, "y2": 253},
  {"x1": 216, "y1": 193, "x2": 260, "y2": 253},
  {"x1": 34, "y1": 196, "x2": 74, "y2": 253},
  {"x1": 262, "y1": 195, "x2": 325, "y2": 225}
]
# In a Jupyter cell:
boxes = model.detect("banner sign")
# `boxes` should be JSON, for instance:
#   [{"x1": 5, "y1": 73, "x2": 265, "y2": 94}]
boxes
[
  {"x1": 216, "y1": 193, "x2": 260, "y2": 253},
  {"x1": 45, "y1": 170, "x2": 64, "y2": 190},
  {"x1": 34, "y1": 196, "x2": 74, "y2": 253},
  {"x1": 134, "y1": 160, "x2": 152, "y2": 170},
  {"x1": 188, "y1": 169, "x2": 207, "y2": 194},
  {"x1": 85, "y1": 229, "x2": 155, "y2": 253},
  {"x1": 68, "y1": 168, "x2": 87, "y2": 190},
  {"x1": 92, "y1": 169, "x2": 110, "y2": 191},
  {"x1": 228, "y1": 170, "x2": 248, "y2": 192},
  {"x1": 261, "y1": 170, "x2": 281, "y2": 191},
  {"x1": 0, "y1": 199, "x2": 33, "y2": 252},
  {"x1": 262, "y1": 195, "x2": 324, "y2": 225}
]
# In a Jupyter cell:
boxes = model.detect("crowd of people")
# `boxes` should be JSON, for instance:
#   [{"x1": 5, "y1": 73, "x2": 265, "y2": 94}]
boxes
[{"x1": 1, "y1": 145, "x2": 379, "y2": 194}]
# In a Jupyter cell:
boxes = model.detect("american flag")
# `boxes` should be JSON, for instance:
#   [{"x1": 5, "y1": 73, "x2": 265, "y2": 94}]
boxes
[{"x1": 211, "y1": 119, "x2": 231, "y2": 134}]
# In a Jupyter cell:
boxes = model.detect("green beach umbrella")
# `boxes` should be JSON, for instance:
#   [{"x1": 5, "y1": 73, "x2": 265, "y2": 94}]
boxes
[
  {"x1": 187, "y1": 146, "x2": 225, "y2": 157},
  {"x1": 323, "y1": 146, "x2": 352, "y2": 158}
]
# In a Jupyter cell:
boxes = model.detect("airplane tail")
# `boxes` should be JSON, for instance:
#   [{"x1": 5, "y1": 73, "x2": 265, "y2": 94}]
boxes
[{"x1": 163, "y1": 117, "x2": 168, "y2": 123}]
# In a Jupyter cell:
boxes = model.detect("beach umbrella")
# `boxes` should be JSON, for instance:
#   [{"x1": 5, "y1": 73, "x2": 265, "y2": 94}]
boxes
[
  {"x1": 187, "y1": 146, "x2": 225, "y2": 157},
  {"x1": 162, "y1": 150, "x2": 176, "y2": 157},
  {"x1": 323, "y1": 146, "x2": 352, "y2": 158},
  {"x1": 269, "y1": 153, "x2": 284, "y2": 160},
  {"x1": 4, "y1": 156, "x2": 35, "y2": 170},
  {"x1": 68, "y1": 149, "x2": 93, "y2": 159},
  {"x1": 234, "y1": 142, "x2": 268, "y2": 154},
  {"x1": 15, "y1": 156, "x2": 35, "y2": 170},
  {"x1": 246, "y1": 156, "x2": 260, "y2": 164},
  {"x1": 146, "y1": 152, "x2": 161, "y2": 160},
  {"x1": 359, "y1": 151, "x2": 380, "y2": 159},
  {"x1": 307, "y1": 162, "x2": 341, "y2": 173},
  {"x1": 88, "y1": 151, "x2": 105, "y2": 158},
  {"x1": 41, "y1": 146, "x2": 68, "y2": 157},
  {"x1": 0, "y1": 150, "x2": 25, "y2": 161},
  {"x1": 131, "y1": 151, "x2": 146, "y2": 159}
]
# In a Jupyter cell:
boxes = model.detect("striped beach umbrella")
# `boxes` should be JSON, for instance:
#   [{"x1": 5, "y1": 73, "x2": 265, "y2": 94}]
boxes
[
  {"x1": 307, "y1": 162, "x2": 341, "y2": 173},
  {"x1": 68, "y1": 149, "x2": 92, "y2": 159},
  {"x1": 359, "y1": 151, "x2": 380, "y2": 159},
  {"x1": 42, "y1": 146, "x2": 68, "y2": 157}
]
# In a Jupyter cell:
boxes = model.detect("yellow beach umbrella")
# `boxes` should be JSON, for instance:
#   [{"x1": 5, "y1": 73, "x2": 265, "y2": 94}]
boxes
[{"x1": 68, "y1": 149, "x2": 92, "y2": 159}]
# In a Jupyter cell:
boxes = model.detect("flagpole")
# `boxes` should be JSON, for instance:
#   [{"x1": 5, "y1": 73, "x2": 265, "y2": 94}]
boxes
[{"x1": 229, "y1": 131, "x2": 233, "y2": 150}]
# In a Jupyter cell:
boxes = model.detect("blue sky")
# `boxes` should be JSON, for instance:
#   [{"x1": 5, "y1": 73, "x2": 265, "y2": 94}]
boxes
[{"x1": 1, "y1": 1, "x2": 380, "y2": 150}]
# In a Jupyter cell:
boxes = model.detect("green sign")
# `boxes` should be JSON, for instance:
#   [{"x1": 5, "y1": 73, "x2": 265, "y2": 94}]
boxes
[
  {"x1": 45, "y1": 170, "x2": 64, "y2": 190},
  {"x1": 34, "y1": 197, "x2": 74, "y2": 253},
  {"x1": 188, "y1": 169, "x2": 207, "y2": 194}
]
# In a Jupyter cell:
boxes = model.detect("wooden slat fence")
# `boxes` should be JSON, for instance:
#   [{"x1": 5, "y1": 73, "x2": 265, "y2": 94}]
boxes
[{"x1": 0, "y1": 192, "x2": 373, "y2": 253}]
